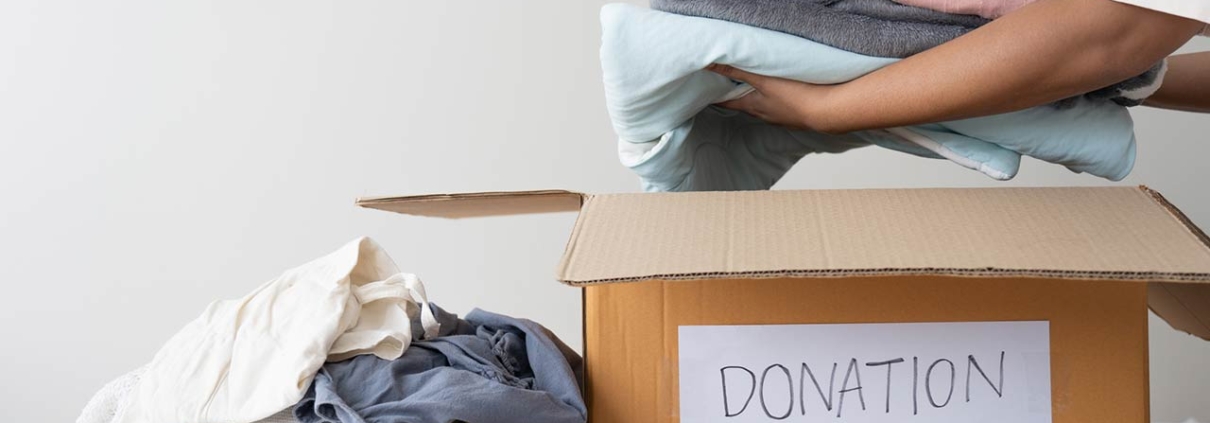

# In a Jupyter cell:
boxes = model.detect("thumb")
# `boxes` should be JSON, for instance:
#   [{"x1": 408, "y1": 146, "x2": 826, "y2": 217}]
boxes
[{"x1": 706, "y1": 64, "x2": 766, "y2": 88}]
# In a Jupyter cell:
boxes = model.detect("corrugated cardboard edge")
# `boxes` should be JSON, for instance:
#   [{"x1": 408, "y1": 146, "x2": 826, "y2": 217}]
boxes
[
  {"x1": 356, "y1": 190, "x2": 586, "y2": 219},
  {"x1": 1139, "y1": 185, "x2": 1210, "y2": 339},
  {"x1": 1140, "y1": 185, "x2": 1210, "y2": 252},
  {"x1": 558, "y1": 268, "x2": 1210, "y2": 286},
  {"x1": 356, "y1": 189, "x2": 584, "y2": 205},
  {"x1": 556, "y1": 194, "x2": 593, "y2": 285}
]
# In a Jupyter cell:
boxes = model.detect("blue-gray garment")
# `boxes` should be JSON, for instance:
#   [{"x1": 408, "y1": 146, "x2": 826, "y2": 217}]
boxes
[
  {"x1": 648, "y1": 0, "x2": 1164, "y2": 107},
  {"x1": 293, "y1": 305, "x2": 586, "y2": 423}
]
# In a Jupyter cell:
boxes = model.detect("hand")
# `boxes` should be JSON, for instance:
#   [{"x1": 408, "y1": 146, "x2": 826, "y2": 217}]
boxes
[{"x1": 706, "y1": 64, "x2": 843, "y2": 133}]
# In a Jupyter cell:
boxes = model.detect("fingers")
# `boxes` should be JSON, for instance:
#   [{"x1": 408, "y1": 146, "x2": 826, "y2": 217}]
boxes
[
  {"x1": 716, "y1": 93, "x2": 764, "y2": 120},
  {"x1": 716, "y1": 98, "x2": 744, "y2": 111},
  {"x1": 706, "y1": 64, "x2": 765, "y2": 88}
]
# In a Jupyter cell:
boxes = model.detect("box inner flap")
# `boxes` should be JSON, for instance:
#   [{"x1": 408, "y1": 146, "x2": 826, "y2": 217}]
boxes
[
  {"x1": 557, "y1": 187, "x2": 1210, "y2": 285},
  {"x1": 357, "y1": 190, "x2": 584, "y2": 219}
]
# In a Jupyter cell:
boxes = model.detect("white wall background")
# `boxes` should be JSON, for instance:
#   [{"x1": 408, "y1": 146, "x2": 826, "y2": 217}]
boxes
[{"x1": 0, "y1": 1, "x2": 1206, "y2": 422}]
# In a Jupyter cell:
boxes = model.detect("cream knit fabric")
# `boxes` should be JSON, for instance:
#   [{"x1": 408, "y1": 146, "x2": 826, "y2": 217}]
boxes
[{"x1": 108, "y1": 237, "x2": 437, "y2": 423}]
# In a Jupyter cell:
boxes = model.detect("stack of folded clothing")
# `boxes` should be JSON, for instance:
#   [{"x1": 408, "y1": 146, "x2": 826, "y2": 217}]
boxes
[
  {"x1": 600, "y1": 2, "x2": 1165, "y2": 192},
  {"x1": 77, "y1": 238, "x2": 586, "y2": 423}
]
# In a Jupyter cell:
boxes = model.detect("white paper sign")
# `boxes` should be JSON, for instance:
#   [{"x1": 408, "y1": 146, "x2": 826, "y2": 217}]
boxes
[{"x1": 679, "y1": 321, "x2": 1050, "y2": 423}]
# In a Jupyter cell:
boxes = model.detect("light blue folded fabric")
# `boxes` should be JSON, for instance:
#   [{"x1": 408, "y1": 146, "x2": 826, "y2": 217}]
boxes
[{"x1": 602, "y1": 4, "x2": 1137, "y2": 191}]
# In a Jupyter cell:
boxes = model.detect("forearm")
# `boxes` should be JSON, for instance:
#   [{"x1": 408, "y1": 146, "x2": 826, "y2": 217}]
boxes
[
  {"x1": 814, "y1": 0, "x2": 1202, "y2": 133},
  {"x1": 1144, "y1": 52, "x2": 1210, "y2": 113}
]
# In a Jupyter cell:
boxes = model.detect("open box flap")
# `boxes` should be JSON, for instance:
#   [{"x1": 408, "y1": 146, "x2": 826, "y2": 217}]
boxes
[
  {"x1": 357, "y1": 190, "x2": 585, "y2": 219},
  {"x1": 359, "y1": 186, "x2": 1210, "y2": 340},
  {"x1": 554, "y1": 186, "x2": 1210, "y2": 339}
]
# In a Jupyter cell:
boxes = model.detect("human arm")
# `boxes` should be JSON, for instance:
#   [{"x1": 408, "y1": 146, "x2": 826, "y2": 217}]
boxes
[
  {"x1": 1144, "y1": 52, "x2": 1210, "y2": 113},
  {"x1": 709, "y1": 0, "x2": 1204, "y2": 133}
]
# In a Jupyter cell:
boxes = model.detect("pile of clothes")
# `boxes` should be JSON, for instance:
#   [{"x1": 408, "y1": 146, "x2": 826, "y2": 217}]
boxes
[
  {"x1": 77, "y1": 238, "x2": 586, "y2": 423},
  {"x1": 600, "y1": 1, "x2": 1166, "y2": 191}
]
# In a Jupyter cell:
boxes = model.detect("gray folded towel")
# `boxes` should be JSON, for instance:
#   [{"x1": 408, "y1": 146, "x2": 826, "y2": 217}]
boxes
[{"x1": 650, "y1": 0, "x2": 987, "y2": 58}]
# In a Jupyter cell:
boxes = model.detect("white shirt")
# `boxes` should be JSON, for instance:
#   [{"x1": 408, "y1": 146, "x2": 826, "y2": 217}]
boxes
[
  {"x1": 1112, "y1": 0, "x2": 1210, "y2": 36},
  {"x1": 113, "y1": 237, "x2": 440, "y2": 423}
]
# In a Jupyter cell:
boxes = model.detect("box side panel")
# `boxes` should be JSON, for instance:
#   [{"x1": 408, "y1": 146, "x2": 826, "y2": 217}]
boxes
[
  {"x1": 585, "y1": 277, "x2": 1148, "y2": 423},
  {"x1": 1144, "y1": 301, "x2": 1151, "y2": 423},
  {"x1": 584, "y1": 282, "x2": 668, "y2": 422}
]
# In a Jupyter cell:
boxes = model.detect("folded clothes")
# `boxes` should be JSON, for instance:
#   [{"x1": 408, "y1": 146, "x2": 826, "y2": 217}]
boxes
[
  {"x1": 112, "y1": 237, "x2": 440, "y2": 423},
  {"x1": 648, "y1": 0, "x2": 1165, "y2": 108},
  {"x1": 602, "y1": 4, "x2": 1137, "y2": 191},
  {"x1": 891, "y1": 0, "x2": 1034, "y2": 19},
  {"x1": 650, "y1": 0, "x2": 987, "y2": 58},
  {"x1": 294, "y1": 304, "x2": 587, "y2": 423}
]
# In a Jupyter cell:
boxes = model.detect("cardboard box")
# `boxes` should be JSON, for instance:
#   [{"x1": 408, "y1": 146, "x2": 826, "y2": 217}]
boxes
[{"x1": 359, "y1": 186, "x2": 1210, "y2": 423}]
